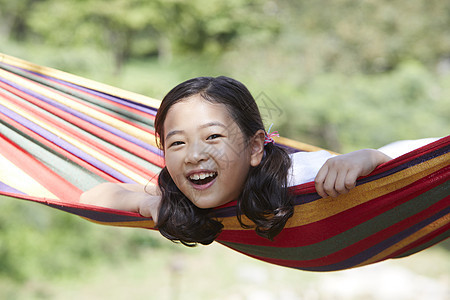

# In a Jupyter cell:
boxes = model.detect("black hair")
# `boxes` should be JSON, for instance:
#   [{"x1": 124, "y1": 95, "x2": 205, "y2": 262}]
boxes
[{"x1": 154, "y1": 76, "x2": 293, "y2": 245}]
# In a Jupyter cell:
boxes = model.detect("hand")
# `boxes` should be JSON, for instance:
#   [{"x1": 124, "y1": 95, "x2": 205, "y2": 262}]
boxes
[{"x1": 314, "y1": 149, "x2": 391, "y2": 198}]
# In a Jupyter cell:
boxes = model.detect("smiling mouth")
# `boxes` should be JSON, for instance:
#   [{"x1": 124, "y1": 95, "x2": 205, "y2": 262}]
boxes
[{"x1": 188, "y1": 172, "x2": 218, "y2": 186}]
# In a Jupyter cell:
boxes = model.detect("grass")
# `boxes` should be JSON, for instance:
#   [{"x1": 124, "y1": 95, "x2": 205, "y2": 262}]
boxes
[{"x1": 2, "y1": 235, "x2": 448, "y2": 300}]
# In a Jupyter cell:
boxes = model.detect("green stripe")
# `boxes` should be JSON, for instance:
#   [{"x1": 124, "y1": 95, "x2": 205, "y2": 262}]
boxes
[
  {"x1": 1, "y1": 87, "x2": 161, "y2": 175},
  {"x1": 393, "y1": 230, "x2": 450, "y2": 259},
  {"x1": 0, "y1": 118, "x2": 106, "y2": 191},
  {"x1": 0, "y1": 62, "x2": 155, "y2": 128},
  {"x1": 220, "y1": 182, "x2": 449, "y2": 261}
]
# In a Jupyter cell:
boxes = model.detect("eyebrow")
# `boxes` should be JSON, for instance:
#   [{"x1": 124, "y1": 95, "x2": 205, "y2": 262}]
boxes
[
  {"x1": 165, "y1": 121, "x2": 227, "y2": 140},
  {"x1": 200, "y1": 121, "x2": 227, "y2": 129}
]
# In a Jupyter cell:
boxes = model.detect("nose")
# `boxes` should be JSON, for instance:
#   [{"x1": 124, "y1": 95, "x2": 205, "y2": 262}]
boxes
[{"x1": 184, "y1": 141, "x2": 208, "y2": 164}]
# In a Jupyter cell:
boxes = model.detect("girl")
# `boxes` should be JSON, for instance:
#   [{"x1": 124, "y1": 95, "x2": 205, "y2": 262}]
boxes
[{"x1": 80, "y1": 76, "x2": 391, "y2": 245}]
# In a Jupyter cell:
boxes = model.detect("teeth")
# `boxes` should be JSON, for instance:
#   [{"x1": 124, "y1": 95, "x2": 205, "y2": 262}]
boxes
[{"x1": 189, "y1": 172, "x2": 215, "y2": 181}]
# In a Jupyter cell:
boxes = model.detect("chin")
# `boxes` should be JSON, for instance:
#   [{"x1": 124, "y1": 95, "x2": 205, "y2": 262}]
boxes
[
  {"x1": 188, "y1": 196, "x2": 222, "y2": 209},
  {"x1": 191, "y1": 201, "x2": 215, "y2": 209}
]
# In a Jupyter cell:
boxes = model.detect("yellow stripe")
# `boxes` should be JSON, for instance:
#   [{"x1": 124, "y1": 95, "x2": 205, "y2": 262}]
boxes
[
  {"x1": 354, "y1": 215, "x2": 450, "y2": 268},
  {"x1": 1, "y1": 54, "x2": 333, "y2": 155},
  {"x1": 0, "y1": 52, "x2": 161, "y2": 108},
  {"x1": 0, "y1": 96, "x2": 150, "y2": 185},
  {"x1": 274, "y1": 136, "x2": 339, "y2": 154},
  {"x1": 285, "y1": 155, "x2": 448, "y2": 227},
  {"x1": 0, "y1": 152, "x2": 58, "y2": 199},
  {"x1": 221, "y1": 153, "x2": 449, "y2": 230},
  {"x1": 0, "y1": 68, "x2": 157, "y2": 148},
  {"x1": 80, "y1": 216, "x2": 156, "y2": 229}
]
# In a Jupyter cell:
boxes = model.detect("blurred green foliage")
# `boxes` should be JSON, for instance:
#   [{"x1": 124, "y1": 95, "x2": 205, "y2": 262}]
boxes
[
  {"x1": 0, "y1": 0, "x2": 449, "y2": 293},
  {"x1": 275, "y1": 61, "x2": 450, "y2": 151},
  {"x1": 2, "y1": 0, "x2": 277, "y2": 73},
  {"x1": 0, "y1": 200, "x2": 166, "y2": 282}
]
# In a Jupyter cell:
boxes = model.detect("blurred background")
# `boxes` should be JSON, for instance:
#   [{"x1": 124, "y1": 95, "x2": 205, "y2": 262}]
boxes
[{"x1": 0, "y1": 0, "x2": 449, "y2": 299}]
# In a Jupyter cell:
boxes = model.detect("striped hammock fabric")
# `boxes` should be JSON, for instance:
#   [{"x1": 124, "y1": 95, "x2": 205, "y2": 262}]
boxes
[{"x1": 0, "y1": 53, "x2": 449, "y2": 271}]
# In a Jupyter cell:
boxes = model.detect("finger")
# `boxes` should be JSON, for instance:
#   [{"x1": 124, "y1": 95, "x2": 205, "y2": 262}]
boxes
[
  {"x1": 335, "y1": 169, "x2": 350, "y2": 196},
  {"x1": 315, "y1": 165, "x2": 329, "y2": 198},
  {"x1": 344, "y1": 169, "x2": 359, "y2": 191},
  {"x1": 323, "y1": 168, "x2": 339, "y2": 198}
]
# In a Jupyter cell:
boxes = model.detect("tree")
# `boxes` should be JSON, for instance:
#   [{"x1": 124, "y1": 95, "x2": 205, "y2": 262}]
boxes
[
  {"x1": 27, "y1": 0, "x2": 167, "y2": 74},
  {"x1": 24, "y1": 0, "x2": 279, "y2": 74},
  {"x1": 279, "y1": 0, "x2": 450, "y2": 74},
  {"x1": 0, "y1": 0, "x2": 44, "y2": 40}
]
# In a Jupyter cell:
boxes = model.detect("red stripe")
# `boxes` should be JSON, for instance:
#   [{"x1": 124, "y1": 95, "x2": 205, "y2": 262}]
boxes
[
  {"x1": 288, "y1": 135, "x2": 450, "y2": 195},
  {"x1": 0, "y1": 81, "x2": 164, "y2": 168},
  {"x1": 224, "y1": 199, "x2": 449, "y2": 269},
  {"x1": 388, "y1": 220, "x2": 450, "y2": 259},
  {"x1": 50, "y1": 85, "x2": 156, "y2": 134},
  {"x1": 217, "y1": 167, "x2": 448, "y2": 246},
  {"x1": 370, "y1": 135, "x2": 450, "y2": 175},
  {"x1": 299, "y1": 199, "x2": 449, "y2": 268},
  {"x1": 43, "y1": 75, "x2": 156, "y2": 121},
  {"x1": 0, "y1": 132, "x2": 81, "y2": 202},
  {"x1": 0, "y1": 87, "x2": 160, "y2": 182},
  {"x1": 0, "y1": 190, "x2": 146, "y2": 218},
  {"x1": 0, "y1": 112, "x2": 120, "y2": 183},
  {"x1": 17, "y1": 72, "x2": 156, "y2": 132}
]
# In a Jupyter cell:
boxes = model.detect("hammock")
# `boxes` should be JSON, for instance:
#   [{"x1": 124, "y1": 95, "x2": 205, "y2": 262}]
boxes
[{"x1": 0, "y1": 53, "x2": 448, "y2": 272}]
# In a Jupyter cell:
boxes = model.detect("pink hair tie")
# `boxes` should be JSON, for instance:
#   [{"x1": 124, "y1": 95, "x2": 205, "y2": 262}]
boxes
[{"x1": 264, "y1": 123, "x2": 279, "y2": 145}]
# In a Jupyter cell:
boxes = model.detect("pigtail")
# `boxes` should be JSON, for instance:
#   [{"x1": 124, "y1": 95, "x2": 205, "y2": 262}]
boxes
[
  {"x1": 238, "y1": 143, "x2": 293, "y2": 240},
  {"x1": 156, "y1": 167, "x2": 223, "y2": 246}
]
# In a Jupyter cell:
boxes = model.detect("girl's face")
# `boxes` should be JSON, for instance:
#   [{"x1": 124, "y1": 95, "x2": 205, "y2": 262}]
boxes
[{"x1": 163, "y1": 94, "x2": 262, "y2": 208}]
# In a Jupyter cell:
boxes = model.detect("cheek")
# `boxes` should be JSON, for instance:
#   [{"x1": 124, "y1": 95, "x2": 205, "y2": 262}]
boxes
[
  {"x1": 215, "y1": 138, "x2": 248, "y2": 164},
  {"x1": 209, "y1": 147, "x2": 231, "y2": 170},
  {"x1": 164, "y1": 153, "x2": 183, "y2": 185}
]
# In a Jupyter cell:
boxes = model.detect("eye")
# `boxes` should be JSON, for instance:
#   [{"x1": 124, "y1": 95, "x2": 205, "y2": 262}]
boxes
[
  {"x1": 207, "y1": 134, "x2": 223, "y2": 140},
  {"x1": 169, "y1": 141, "x2": 184, "y2": 147}
]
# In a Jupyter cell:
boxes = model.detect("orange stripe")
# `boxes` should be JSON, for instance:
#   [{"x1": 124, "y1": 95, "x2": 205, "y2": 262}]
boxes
[
  {"x1": 0, "y1": 95, "x2": 151, "y2": 185},
  {"x1": 0, "y1": 53, "x2": 161, "y2": 108},
  {"x1": 274, "y1": 136, "x2": 338, "y2": 154},
  {"x1": 0, "y1": 68, "x2": 157, "y2": 148},
  {"x1": 79, "y1": 217, "x2": 156, "y2": 229},
  {"x1": 0, "y1": 152, "x2": 58, "y2": 198},
  {"x1": 354, "y1": 214, "x2": 450, "y2": 268},
  {"x1": 220, "y1": 153, "x2": 449, "y2": 230},
  {"x1": 0, "y1": 133, "x2": 82, "y2": 202}
]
